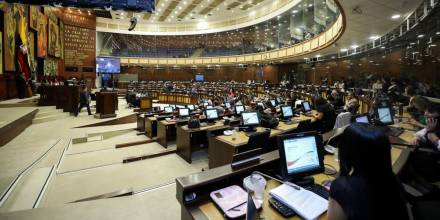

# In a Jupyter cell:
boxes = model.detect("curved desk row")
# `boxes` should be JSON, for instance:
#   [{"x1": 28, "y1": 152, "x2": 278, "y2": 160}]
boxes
[{"x1": 176, "y1": 123, "x2": 414, "y2": 220}]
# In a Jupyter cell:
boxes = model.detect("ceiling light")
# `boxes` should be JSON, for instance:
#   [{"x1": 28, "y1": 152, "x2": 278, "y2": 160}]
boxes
[
  {"x1": 380, "y1": 46, "x2": 385, "y2": 49},
  {"x1": 369, "y1": 35, "x2": 379, "y2": 40},
  {"x1": 436, "y1": 32, "x2": 440, "y2": 35},
  {"x1": 391, "y1": 14, "x2": 401, "y2": 19},
  {"x1": 351, "y1": 45, "x2": 358, "y2": 49},
  {"x1": 417, "y1": 34, "x2": 425, "y2": 38},
  {"x1": 340, "y1": 48, "x2": 348, "y2": 52},
  {"x1": 292, "y1": 10, "x2": 298, "y2": 14},
  {"x1": 316, "y1": 54, "x2": 321, "y2": 58}
]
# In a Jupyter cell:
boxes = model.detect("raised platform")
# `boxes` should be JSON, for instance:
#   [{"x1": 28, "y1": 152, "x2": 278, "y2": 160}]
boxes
[{"x1": 0, "y1": 107, "x2": 39, "y2": 147}]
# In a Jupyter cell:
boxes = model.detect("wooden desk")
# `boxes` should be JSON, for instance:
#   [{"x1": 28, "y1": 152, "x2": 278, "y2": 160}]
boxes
[
  {"x1": 137, "y1": 114, "x2": 146, "y2": 132},
  {"x1": 208, "y1": 116, "x2": 312, "y2": 169},
  {"x1": 139, "y1": 96, "x2": 153, "y2": 110},
  {"x1": 145, "y1": 116, "x2": 158, "y2": 138},
  {"x1": 157, "y1": 120, "x2": 177, "y2": 147},
  {"x1": 95, "y1": 92, "x2": 118, "y2": 118},
  {"x1": 177, "y1": 145, "x2": 410, "y2": 220},
  {"x1": 176, "y1": 120, "x2": 235, "y2": 164}
]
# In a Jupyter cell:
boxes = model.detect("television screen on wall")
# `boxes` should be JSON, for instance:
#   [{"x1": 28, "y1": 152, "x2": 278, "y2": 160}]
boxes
[
  {"x1": 195, "y1": 74, "x2": 204, "y2": 82},
  {"x1": 96, "y1": 57, "x2": 120, "y2": 73}
]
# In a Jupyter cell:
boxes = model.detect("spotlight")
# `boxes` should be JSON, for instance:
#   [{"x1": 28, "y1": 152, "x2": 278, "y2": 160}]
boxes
[{"x1": 128, "y1": 17, "x2": 138, "y2": 31}]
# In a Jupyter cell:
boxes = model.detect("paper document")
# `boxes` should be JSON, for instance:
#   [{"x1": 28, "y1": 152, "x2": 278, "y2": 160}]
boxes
[{"x1": 269, "y1": 183, "x2": 328, "y2": 220}]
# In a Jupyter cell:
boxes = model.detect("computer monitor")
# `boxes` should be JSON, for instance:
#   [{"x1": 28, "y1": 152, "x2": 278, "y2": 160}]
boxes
[
  {"x1": 281, "y1": 105, "x2": 294, "y2": 120},
  {"x1": 179, "y1": 108, "x2": 190, "y2": 117},
  {"x1": 242, "y1": 112, "x2": 260, "y2": 132},
  {"x1": 270, "y1": 99, "x2": 276, "y2": 107},
  {"x1": 376, "y1": 106, "x2": 393, "y2": 125},
  {"x1": 170, "y1": 104, "x2": 176, "y2": 109},
  {"x1": 225, "y1": 102, "x2": 231, "y2": 109},
  {"x1": 302, "y1": 101, "x2": 311, "y2": 113},
  {"x1": 236, "y1": 100, "x2": 243, "y2": 106},
  {"x1": 206, "y1": 105, "x2": 214, "y2": 109},
  {"x1": 203, "y1": 102, "x2": 209, "y2": 107},
  {"x1": 176, "y1": 105, "x2": 185, "y2": 109},
  {"x1": 187, "y1": 105, "x2": 195, "y2": 111},
  {"x1": 205, "y1": 109, "x2": 219, "y2": 121},
  {"x1": 164, "y1": 106, "x2": 173, "y2": 113},
  {"x1": 277, "y1": 132, "x2": 324, "y2": 183},
  {"x1": 235, "y1": 105, "x2": 245, "y2": 115},
  {"x1": 276, "y1": 97, "x2": 282, "y2": 104},
  {"x1": 352, "y1": 114, "x2": 370, "y2": 124},
  {"x1": 257, "y1": 102, "x2": 265, "y2": 108}
]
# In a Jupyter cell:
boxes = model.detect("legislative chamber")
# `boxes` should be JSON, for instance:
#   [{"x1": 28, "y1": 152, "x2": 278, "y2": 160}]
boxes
[{"x1": 0, "y1": 0, "x2": 440, "y2": 220}]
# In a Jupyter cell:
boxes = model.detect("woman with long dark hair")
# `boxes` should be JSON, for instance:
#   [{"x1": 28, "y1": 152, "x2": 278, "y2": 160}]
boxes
[{"x1": 327, "y1": 123, "x2": 409, "y2": 220}]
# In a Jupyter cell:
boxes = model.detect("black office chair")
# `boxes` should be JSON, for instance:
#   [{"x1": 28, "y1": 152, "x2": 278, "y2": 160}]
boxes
[
  {"x1": 296, "y1": 119, "x2": 313, "y2": 133},
  {"x1": 244, "y1": 130, "x2": 271, "y2": 153}
]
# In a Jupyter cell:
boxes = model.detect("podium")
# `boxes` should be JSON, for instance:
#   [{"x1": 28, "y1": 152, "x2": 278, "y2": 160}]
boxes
[
  {"x1": 139, "y1": 96, "x2": 153, "y2": 111},
  {"x1": 95, "y1": 92, "x2": 118, "y2": 118}
]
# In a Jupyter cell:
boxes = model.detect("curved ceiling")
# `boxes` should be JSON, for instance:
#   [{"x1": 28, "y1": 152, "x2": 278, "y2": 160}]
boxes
[{"x1": 96, "y1": 0, "x2": 302, "y2": 35}]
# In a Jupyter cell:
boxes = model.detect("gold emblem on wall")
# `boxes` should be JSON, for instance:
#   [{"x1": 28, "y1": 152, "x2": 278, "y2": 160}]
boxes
[
  {"x1": 29, "y1": 5, "x2": 39, "y2": 30},
  {"x1": 48, "y1": 18, "x2": 60, "y2": 57},
  {"x1": 4, "y1": 4, "x2": 16, "y2": 71}
]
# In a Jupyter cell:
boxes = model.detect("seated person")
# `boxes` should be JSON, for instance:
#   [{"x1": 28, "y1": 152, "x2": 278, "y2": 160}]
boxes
[
  {"x1": 312, "y1": 97, "x2": 336, "y2": 133},
  {"x1": 333, "y1": 100, "x2": 359, "y2": 129},
  {"x1": 411, "y1": 106, "x2": 440, "y2": 182},
  {"x1": 407, "y1": 95, "x2": 431, "y2": 129},
  {"x1": 327, "y1": 89, "x2": 344, "y2": 109},
  {"x1": 328, "y1": 123, "x2": 409, "y2": 220},
  {"x1": 213, "y1": 100, "x2": 225, "y2": 115}
]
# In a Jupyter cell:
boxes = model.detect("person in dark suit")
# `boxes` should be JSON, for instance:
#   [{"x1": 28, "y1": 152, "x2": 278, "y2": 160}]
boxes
[{"x1": 75, "y1": 85, "x2": 91, "y2": 116}]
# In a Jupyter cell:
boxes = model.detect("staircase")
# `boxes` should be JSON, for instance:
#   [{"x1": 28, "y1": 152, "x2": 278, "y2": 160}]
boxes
[{"x1": 32, "y1": 107, "x2": 70, "y2": 124}]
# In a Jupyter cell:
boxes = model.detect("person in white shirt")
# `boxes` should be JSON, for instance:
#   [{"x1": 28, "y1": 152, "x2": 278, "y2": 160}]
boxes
[
  {"x1": 412, "y1": 106, "x2": 440, "y2": 151},
  {"x1": 372, "y1": 79, "x2": 383, "y2": 91}
]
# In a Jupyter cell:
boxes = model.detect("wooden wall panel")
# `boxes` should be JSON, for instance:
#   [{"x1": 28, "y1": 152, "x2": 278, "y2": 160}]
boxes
[{"x1": 120, "y1": 65, "x2": 282, "y2": 83}]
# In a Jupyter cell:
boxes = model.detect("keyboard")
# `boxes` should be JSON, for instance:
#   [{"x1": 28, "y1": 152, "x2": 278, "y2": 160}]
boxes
[
  {"x1": 303, "y1": 184, "x2": 329, "y2": 200},
  {"x1": 269, "y1": 197, "x2": 296, "y2": 218},
  {"x1": 387, "y1": 127, "x2": 404, "y2": 137}
]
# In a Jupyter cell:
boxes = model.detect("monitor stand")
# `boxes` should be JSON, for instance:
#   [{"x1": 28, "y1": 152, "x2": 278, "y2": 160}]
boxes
[
  {"x1": 287, "y1": 176, "x2": 315, "y2": 187},
  {"x1": 206, "y1": 119, "x2": 216, "y2": 125},
  {"x1": 283, "y1": 118, "x2": 294, "y2": 125},
  {"x1": 244, "y1": 126, "x2": 257, "y2": 136}
]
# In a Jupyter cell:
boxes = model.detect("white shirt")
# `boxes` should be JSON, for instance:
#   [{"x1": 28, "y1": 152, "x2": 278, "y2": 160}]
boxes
[
  {"x1": 334, "y1": 112, "x2": 352, "y2": 129},
  {"x1": 415, "y1": 128, "x2": 440, "y2": 151}
]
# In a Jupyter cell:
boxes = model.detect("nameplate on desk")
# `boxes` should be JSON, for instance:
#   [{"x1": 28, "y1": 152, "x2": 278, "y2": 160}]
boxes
[{"x1": 231, "y1": 148, "x2": 262, "y2": 170}]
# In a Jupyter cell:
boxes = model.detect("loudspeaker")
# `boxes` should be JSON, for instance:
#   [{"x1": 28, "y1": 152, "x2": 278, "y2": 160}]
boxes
[{"x1": 128, "y1": 17, "x2": 137, "y2": 31}]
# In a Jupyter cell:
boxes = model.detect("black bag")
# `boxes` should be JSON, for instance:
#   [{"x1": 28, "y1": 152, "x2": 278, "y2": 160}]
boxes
[
  {"x1": 188, "y1": 118, "x2": 200, "y2": 129},
  {"x1": 260, "y1": 114, "x2": 279, "y2": 128}
]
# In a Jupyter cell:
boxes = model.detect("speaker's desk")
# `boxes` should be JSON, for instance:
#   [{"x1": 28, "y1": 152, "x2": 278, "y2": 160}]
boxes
[
  {"x1": 208, "y1": 115, "x2": 313, "y2": 169},
  {"x1": 176, "y1": 119, "x2": 241, "y2": 164}
]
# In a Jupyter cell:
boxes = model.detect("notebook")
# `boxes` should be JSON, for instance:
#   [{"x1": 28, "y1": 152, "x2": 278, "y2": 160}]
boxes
[
  {"x1": 210, "y1": 185, "x2": 262, "y2": 219},
  {"x1": 269, "y1": 183, "x2": 328, "y2": 220}
]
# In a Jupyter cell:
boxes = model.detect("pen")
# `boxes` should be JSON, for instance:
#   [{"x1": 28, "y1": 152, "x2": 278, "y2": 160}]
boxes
[{"x1": 227, "y1": 201, "x2": 247, "y2": 211}]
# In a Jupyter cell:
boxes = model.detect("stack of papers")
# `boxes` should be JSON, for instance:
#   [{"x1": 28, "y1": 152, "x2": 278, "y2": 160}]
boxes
[{"x1": 269, "y1": 184, "x2": 328, "y2": 220}]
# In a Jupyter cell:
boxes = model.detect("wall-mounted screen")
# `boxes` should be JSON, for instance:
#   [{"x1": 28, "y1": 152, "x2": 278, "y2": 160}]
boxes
[
  {"x1": 97, "y1": 57, "x2": 120, "y2": 73},
  {"x1": 195, "y1": 74, "x2": 204, "y2": 82}
]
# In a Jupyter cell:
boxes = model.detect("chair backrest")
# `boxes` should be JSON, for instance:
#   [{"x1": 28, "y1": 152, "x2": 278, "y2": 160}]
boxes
[
  {"x1": 296, "y1": 119, "x2": 313, "y2": 133},
  {"x1": 334, "y1": 112, "x2": 352, "y2": 129},
  {"x1": 246, "y1": 130, "x2": 271, "y2": 150}
]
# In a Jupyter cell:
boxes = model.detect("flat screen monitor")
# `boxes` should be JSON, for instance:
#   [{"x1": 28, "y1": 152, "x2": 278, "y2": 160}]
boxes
[
  {"x1": 187, "y1": 105, "x2": 195, "y2": 110},
  {"x1": 355, "y1": 114, "x2": 370, "y2": 124},
  {"x1": 270, "y1": 99, "x2": 276, "y2": 107},
  {"x1": 235, "y1": 105, "x2": 245, "y2": 114},
  {"x1": 164, "y1": 107, "x2": 173, "y2": 113},
  {"x1": 278, "y1": 132, "x2": 324, "y2": 180},
  {"x1": 377, "y1": 106, "x2": 393, "y2": 125},
  {"x1": 195, "y1": 74, "x2": 204, "y2": 82},
  {"x1": 206, "y1": 105, "x2": 214, "y2": 109},
  {"x1": 281, "y1": 105, "x2": 294, "y2": 119},
  {"x1": 203, "y1": 102, "x2": 209, "y2": 107},
  {"x1": 276, "y1": 97, "x2": 282, "y2": 104},
  {"x1": 302, "y1": 101, "x2": 311, "y2": 112},
  {"x1": 96, "y1": 57, "x2": 120, "y2": 73},
  {"x1": 206, "y1": 109, "x2": 219, "y2": 120},
  {"x1": 236, "y1": 101, "x2": 243, "y2": 106},
  {"x1": 242, "y1": 112, "x2": 260, "y2": 127},
  {"x1": 257, "y1": 102, "x2": 264, "y2": 108},
  {"x1": 176, "y1": 105, "x2": 185, "y2": 109},
  {"x1": 170, "y1": 104, "x2": 176, "y2": 109},
  {"x1": 225, "y1": 102, "x2": 231, "y2": 109},
  {"x1": 179, "y1": 108, "x2": 190, "y2": 117}
]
